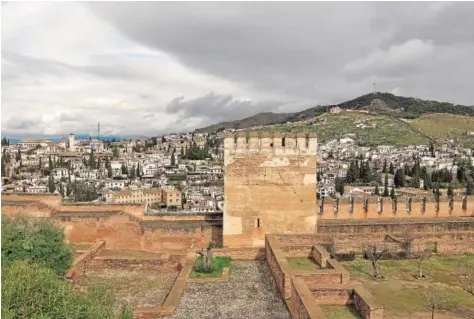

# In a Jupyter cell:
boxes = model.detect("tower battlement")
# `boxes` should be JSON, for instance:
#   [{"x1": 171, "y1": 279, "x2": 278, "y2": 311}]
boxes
[{"x1": 224, "y1": 131, "x2": 317, "y2": 157}]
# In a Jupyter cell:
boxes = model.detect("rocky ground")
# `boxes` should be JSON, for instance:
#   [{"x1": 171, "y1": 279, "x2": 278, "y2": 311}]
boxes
[{"x1": 165, "y1": 261, "x2": 290, "y2": 319}]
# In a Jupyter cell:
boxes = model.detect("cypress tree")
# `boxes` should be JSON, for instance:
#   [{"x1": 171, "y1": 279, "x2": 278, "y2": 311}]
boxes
[
  {"x1": 171, "y1": 149, "x2": 176, "y2": 166},
  {"x1": 16, "y1": 149, "x2": 21, "y2": 162},
  {"x1": 48, "y1": 175, "x2": 56, "y2": 193},
  {"x1": 383, "y1": 174, "x2": 389, "y2": 197},
  {"x1": 382, "y1": 159, "x2": 387, "y2": 174},
  {"x1": 390, "y1": 186, "x2": 396, "y2": 199},
  {"x1": 447, "y1": 184, "x2": 454, "y2": 199},
  {"x1": 389, "y1": 162, "x2": 394, "y2": 174},
  {"x1": 374, "y1": 184, "x2": 380, "y2": 196}
]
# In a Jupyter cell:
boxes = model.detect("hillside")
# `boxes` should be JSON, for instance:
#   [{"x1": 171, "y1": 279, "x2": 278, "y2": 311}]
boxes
[
  {"x1": 195, "y1": 93, "x2": 474, "y2": 133},
  {"x1": 253, "y1": 112, "x2": 432, "y2": 146},
  {"x1": 195, "y1": 112, "x2": 289, "y2": 133},
  {"x1": 411, "y1": 113, "x2": 474, "y2": 148}
]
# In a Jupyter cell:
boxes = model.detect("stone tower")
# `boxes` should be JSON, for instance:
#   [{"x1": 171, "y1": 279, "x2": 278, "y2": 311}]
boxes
[
  {"x1": 68, "y1": 133, "x2": 75, "y2": 151},
  {"x1": 223, "y1": 131, "x2": 318, "y2": 248}
]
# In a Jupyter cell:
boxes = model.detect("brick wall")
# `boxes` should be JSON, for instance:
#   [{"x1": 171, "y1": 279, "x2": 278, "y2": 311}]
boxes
[
  {"x1": 89, "y1": 254, "x2": 186, "y2": 273},
  {"x1": 212, "y1": 247, "x2": 266, "y2": 260},
  {"x1": 353, "y1": 286, "x2": 384, "y2": 319},
  {"x1": 289, "y1": 278, "x2": 327, "y2": 319}
]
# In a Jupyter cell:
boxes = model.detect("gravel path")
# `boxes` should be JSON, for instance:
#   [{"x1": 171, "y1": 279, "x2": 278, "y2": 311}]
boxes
[{"x1": 165, "y1": 261, "x2": 290, "y2": 319}]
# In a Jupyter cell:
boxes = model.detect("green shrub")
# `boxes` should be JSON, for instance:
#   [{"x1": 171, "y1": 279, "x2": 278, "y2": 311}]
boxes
[
  {"x1": 193, "y1": 256, "x2": 215, "y2": 273},
  {"x1": 1, "y1": 216, "x2": 73, "y2": 275},
  {"x1": 1, "y1": 260, "x2": 117, "y2": 319}
]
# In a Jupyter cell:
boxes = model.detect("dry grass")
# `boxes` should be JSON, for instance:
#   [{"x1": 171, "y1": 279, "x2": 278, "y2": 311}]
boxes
[{"x1": 86, "y1": 268, "x2": 177, "y2": 311}]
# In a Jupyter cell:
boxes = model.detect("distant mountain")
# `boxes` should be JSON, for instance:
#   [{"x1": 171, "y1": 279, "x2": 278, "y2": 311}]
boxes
[{"x1": 195, "y1": 93, "x2": 474, "y2": 133}]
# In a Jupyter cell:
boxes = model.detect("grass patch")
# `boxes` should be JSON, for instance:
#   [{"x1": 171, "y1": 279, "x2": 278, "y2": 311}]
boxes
[
  {"x1": 190, "y1": 256, "x2": 231, "y2": 279},
  {"x1": 286, "y1": 257, "x2": 321, "y2": 270},
  {"x1": 342, "y1": 255, "x2": 474, "y2": 318},
  {"x1": 320, "y1": 305, "x2": 363, "y2": 319}
]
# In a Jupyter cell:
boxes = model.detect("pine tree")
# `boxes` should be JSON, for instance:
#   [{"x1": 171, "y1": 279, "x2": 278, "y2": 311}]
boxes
[{"x1": 383, "y1": 174, "x2": 389, "y2": 197}]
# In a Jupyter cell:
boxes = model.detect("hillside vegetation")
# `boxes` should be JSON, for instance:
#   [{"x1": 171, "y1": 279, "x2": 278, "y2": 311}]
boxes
[
  {"x1": 411, "y1": 113, "x2": 474, "y2": 148},
  {"x1": 257, "y1": 112, "x2": 432, "y2": 146},
  {"x1": 195, "y1": 92, "x2": 474, "y2": 134}
]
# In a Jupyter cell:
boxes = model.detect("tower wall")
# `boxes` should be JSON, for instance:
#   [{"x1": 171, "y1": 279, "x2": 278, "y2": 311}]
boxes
[{"x1": 224, "y1": 131, "x2": 318, "y2": 247}]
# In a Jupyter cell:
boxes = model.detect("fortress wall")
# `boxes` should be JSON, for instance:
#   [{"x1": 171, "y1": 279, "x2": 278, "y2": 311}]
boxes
[
  {"x1": 318, "y1": 195, "x2": 474, "y2": 220},
  {"x1": 224, "y1": 131, "x2": 318, "y2": 247}
]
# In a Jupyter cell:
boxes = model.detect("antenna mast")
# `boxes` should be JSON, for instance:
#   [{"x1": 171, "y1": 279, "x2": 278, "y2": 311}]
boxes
[{"x1": 97, "y1": 122, "x2": 101, "y2": 141}]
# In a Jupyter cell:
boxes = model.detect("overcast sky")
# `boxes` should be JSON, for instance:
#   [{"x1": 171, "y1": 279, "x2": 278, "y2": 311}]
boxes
[{"x1": 2, "y1": 2, "x2": 474, "y2": 137}]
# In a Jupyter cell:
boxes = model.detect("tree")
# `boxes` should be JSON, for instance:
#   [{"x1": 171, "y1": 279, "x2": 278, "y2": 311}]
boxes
[
  {"x1": 121, "y1": 163, "x2": 128, "y2": 175},
  {"x1": 1, "y1": 156, "x2": 6, "y2": 176},
  {"x1": 88, "y1": 149, "x2": 96, "y2": 168},
  {"x1": 48, "y1": 174, "x2": 56, "y2": 193},
  {"x1": 429, "y1": 142, "x2": 435, "y2": 157},
  {"x1": 390, "y1": 186, "x2": 396, "y2": 199},
  {"x1": 335, "y1": 177, "x2": 345, "y2": 196},
  {"x1": 389, "y1": 162, "x2": 394, "y2": 174},
  {"x1": 129, "y1": 165, "x2": 136, "y2": 179},
  {"x1": 113, "y1": 146, "x2": 120, "y2": 159},
  {"x1": 425, "y1": 286, "x2": 443, "y2": 319},
  {"x1": 1, "y1": 216, "x2": 73, "y2": 275},
  {"x1": 466, "y1": 178, "x2": 474, "y2": 196},
  {"x1": 136, "y1": 163, "x2": 141, "y2": 179},
  {"x1": 374, "y1": 184, "x2": 380, "y2": 196},
  {"x1": 180, "y1": 147, "x2": 184, "y2": 158},
  {"x1": 383, "y1": 174, "x2": 389, "y2": 197},
  {"x1": 434, "y1": 183, "x2": 441, "y2": 201},
  {"x1": 382, "y1": 159, "x2": 387, "y2": 174},
  {"x1": 16, "y1": 149, "x2": 21, "y2": 162},
  {"x1": 414, "y1": 244, "x2": 433, "y2": 279},
  {"x1": 454, "y1": 261, "x2": 474, "y2": 296},
  {"x1": 66, "y1": 182, "x2": 72, "y2": 197},
  {"x1": 171, "y1": 149, "x2": 176, "y2": 166},
  {"x1": 364, "y1": 245, "x2": 388, "y2": 280},
  {"x1": 59, "y1": 183, "x2": 64, "y2": 198},
  {"x1": 447, "y1": 184, "x2": 454, "y2": 199}
]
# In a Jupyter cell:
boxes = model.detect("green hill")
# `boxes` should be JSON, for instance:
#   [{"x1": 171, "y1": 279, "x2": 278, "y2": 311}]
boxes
[
  {"x1": 195, "y1": 92, "x2": 474, "y2": 133},
  {"x1": 256, "y1": 112, "x2": 432, "y2": 146}
]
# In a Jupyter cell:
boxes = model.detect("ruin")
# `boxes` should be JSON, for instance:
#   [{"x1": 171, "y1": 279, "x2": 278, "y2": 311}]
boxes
[
  {"x1": 3, "y1": 130, "x2": 474, "y2": 318},
  {"x1": 223, "y1": 131, "x2": 318, "y2": 247}
]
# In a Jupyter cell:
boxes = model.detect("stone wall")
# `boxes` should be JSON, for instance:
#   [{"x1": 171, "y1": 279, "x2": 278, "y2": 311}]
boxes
[
  {"x1": 352, "y1": 285, "x2": 384, "y2": 319},
  {"x1": 224, "y1": 131, "x2": 317, "y2": 247},
  {"x1": 319, "y1": 195, "x2": 474, "y2": 220},
  {"x1": 289, "y1": 278, "x2": 327, "y2": 319},
  {"x1": 212, "y1": 247, "x2": 266, "y2": 260},
  {"x1": 89, "y1": 254, "x2": 186, "y2": 273}
]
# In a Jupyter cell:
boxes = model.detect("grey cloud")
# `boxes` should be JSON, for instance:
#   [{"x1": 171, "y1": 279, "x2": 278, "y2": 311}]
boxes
[
  {"x1": 88, "y1": 2, "x2": 474, "y2": 105},
  {"x1": 2, "y1": 50, "x2": 140, "y2": 81},
  {"x1": 164, "y1": 92, "x2": 282, "y2": 122}
]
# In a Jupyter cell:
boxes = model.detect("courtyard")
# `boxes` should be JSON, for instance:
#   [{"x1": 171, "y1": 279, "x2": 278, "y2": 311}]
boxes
[{"x1": 342, "y1": 254, "x2": 474, "y2": 319}]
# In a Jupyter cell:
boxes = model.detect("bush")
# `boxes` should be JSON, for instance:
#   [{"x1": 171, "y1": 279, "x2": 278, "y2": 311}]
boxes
[
  {"x1": 1, "y1": 216, "x2": 73, "y2": 275},
  {"x1": 2, "y1": 260, "x2": 117, "y2": 319},
  {"x1": 193, "y1": 256, "x2": 215, "y2": 273}
]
